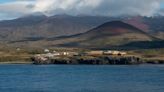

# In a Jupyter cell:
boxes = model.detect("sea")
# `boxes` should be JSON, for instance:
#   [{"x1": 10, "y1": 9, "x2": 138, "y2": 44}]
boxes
[{"x1": 0, "y1": 64, "x2": 164, "y2": 92}]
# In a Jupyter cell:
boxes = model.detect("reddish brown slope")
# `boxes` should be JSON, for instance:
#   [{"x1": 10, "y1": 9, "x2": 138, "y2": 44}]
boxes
[
  {"x1": 50, "y1": 21, "x2": 156, "y2": 48},
  {"x1": 124, "y1": 16, "x2": 149, "y2": 32}
]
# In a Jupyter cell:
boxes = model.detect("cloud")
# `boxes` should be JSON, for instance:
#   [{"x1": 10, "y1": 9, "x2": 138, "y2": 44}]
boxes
[
  {"x1": 33, "y1": 0, "x2": 162, "y2": 17},
  {"x1": 0, "y1": 0, "x2": 164, "y2": 20},
  {"x1": 0, "y1": 0, "x2": 35, "y2": 20}
]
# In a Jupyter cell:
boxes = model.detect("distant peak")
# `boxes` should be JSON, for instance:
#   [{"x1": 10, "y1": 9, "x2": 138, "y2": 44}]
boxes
[
  {"x1": 106, "y1": 20, "x2": 125, "y2": 23},
  {"x1": 93, "y1": 20, "x2": 145, "y2": 34},
  {"x1": 20, "y1": 12, "x2": 47, "y2": 18},
  {"x1": 50, "y1": 14, "x2": 74, "y2": 18},
  {"x1": 99, "y1": 21, "x2": 127, "y2": 27},
  {"x1": 31, "y1": 12, "x2": 46, "y2": 16}
]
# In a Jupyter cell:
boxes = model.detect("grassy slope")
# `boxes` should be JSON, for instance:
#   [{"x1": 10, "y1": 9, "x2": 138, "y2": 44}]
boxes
[{"x1": 128, "y1": 48, "x2": 164, "y2": 61}]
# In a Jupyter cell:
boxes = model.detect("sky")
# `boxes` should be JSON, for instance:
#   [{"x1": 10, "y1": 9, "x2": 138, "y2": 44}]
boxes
[{"x1": 0, "y1": 0, "x2": 164, "y2": 20}]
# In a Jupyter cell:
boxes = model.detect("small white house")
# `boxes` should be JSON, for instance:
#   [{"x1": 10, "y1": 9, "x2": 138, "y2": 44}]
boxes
[
  {"x1": 103, "y1": 50, "x2": 127, "y2": 56},
  {"x1": 53, "y1": 51, "x2": 60, "y2": 56},
  {"x1": 16, "y1": 48, "x2": 21, "y2": 51},
  {"x1": 103, "y1": 50, "x2": 113, "y2": 55},
  {"x1": 44, "y1": 49, "x2": 50, "y2": 53},
  {"x1": 45, "y1": 53, "x2": 54, "y2": 58},
  {"x1": 63, "y1": 52, "x2": 69, "y2": 55},
  {"x1": 112, "y1": 51, "x2": 120, "y2": 55}
]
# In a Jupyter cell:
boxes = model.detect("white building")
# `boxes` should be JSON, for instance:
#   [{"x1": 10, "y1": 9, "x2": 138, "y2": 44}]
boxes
[{"x1": 44, "y1": 49, "x2": 50, "y2": 53}]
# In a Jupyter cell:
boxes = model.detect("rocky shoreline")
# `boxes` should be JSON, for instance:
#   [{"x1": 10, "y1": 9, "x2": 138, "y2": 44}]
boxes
[{"x1": 32, "y1": 56, "x2": 145, "y2": 65}]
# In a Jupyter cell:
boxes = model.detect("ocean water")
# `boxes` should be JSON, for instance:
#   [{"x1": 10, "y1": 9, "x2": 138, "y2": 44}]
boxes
[{"x1": 0, "y1": 64, "x2": 164, "y2": 92}]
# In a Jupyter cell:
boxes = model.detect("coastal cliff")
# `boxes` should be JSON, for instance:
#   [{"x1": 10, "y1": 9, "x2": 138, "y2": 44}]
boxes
[{"x1": 32, "y1": 56, "x2": 143, "y2": 65}]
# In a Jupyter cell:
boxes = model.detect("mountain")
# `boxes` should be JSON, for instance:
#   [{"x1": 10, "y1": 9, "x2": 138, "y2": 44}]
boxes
[
  {"x1": 0, "y1": 15, "x2": 163, "y2": 49},
  {"x1": 123, "y1": 16, "x2": 149, "y2": 32},
  {"x1": 124, "y1": 16, "x2": 164, "y2": 32},
  {"x1": 0, "y1": 14, "x2": 163, "y2": 42},
  {"x1": 49, "y1": 21, "x2": 157, "y2": 49},
  {"x1": 124, "y1": 16, "x2": 164, "y2": 39},
  {"x1": 0, "y1": 14, "x2": 117, "y2": 42}
]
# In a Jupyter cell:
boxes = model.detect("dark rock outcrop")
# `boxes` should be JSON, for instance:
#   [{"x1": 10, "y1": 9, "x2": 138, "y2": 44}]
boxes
[{"x1": 32, "y1": 56, "x2": 143, "y2": 65}]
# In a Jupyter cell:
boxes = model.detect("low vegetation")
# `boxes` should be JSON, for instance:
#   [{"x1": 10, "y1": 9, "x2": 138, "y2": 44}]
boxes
[{"x1": 128, "y1": 48, "x2": 164, "y2": 63}]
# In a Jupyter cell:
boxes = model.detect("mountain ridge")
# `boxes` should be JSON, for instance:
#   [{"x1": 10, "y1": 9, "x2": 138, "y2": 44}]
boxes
[
  {"x1": 0, "y1": 15, "x2": 163, "y2": 49},
  {"x1": 47, "y1": 21, "x2": 159, "y2": 49}
]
